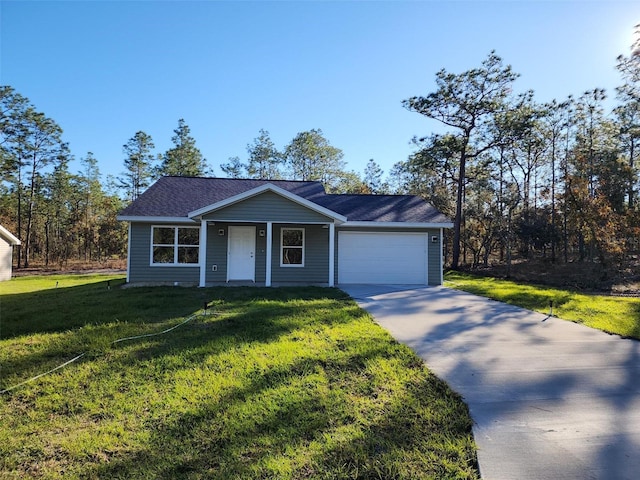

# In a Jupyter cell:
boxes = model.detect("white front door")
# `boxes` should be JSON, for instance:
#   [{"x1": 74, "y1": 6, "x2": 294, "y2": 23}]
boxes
[{"x1": 227, "y1": 226, "x2": 256, "y2": 281}]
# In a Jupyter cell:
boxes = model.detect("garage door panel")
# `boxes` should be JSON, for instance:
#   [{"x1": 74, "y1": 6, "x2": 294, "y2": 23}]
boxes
[{"x1": 338, "y1": 232, "x2": 427, "y2": 284}]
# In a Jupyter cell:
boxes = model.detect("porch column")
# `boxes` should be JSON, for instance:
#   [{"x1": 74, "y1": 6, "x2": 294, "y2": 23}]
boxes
[
  {"x1": 328, "y1": 222, "x2": 335, "y2": 287},
  {"x1": 199, "y1": 219, "x2": 207, "y2": 287},
  {"x1": 265, "y1": 221, "x2": 273, "y2": 287}
]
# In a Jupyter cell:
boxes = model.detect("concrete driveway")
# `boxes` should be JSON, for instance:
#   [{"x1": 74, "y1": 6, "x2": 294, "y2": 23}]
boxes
[{"x1": 341, "y1": 285, "x2": 640, "y2": 480}]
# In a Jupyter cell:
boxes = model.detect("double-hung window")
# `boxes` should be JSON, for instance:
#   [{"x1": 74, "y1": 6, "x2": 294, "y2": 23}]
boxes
[
  {"x1": 281, "y1": 228, "x2": 304, "y2": 267},
  {"x1": 151, "y1": 226, "x2": 199, "y2": 265}
]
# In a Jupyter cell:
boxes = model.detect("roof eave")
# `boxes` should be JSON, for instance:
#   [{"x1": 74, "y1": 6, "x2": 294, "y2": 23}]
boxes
[
  {"x1": 340, "y1": 221, "x2": 454, "y2": 228},
  {"x1": 117, "y1": 215, "x2": 197, "y2": 224}
]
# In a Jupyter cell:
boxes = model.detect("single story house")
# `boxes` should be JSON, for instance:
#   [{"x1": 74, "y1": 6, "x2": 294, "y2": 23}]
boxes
[
  {"x1": 117, "y1": 177, "x2": 453, "y2": 287},
  {"x1": 0, "y1": 225, "x2": 21, "y2": 281}
]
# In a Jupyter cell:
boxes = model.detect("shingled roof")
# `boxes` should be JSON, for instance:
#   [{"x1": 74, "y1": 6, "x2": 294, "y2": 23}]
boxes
[
  {"x1": 118, "y1": 176, "x2": 451, "y2": 224},
  {"x1": 119, "y1": 177, "x2": 325, "y2": 217}
]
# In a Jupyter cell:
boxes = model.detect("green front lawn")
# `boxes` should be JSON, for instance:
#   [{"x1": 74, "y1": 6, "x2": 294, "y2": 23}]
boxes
[
  {"x1": 0, "y1": 275, "x2": 478, "y2": 479},
  {"x1": 445, "y1": 271, "x2": 640, "y2": 340}
]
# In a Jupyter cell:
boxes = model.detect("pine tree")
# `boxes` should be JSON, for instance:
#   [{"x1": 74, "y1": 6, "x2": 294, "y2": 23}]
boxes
[
  {"x1": 403, "y1": 52, "x2": 519, "y2": 269},
  {"x1": 157, "y1": 119, "x2": 207, "y2": 177},
  {"x1": 119, "y1": 131, "x2": 155, "y2": 202},
  {"x1": 246, "y1": 129, "x2": 282, "y2": 179},
  {"x1": 220, "y1": 156, "x2": 246, "y2": 178},
  {"x1": 284, "y1": 129, "x2": 345, "y2": 190},
  {"x1": 363, "y1": 159, "x2": 384, "y2": 193}
]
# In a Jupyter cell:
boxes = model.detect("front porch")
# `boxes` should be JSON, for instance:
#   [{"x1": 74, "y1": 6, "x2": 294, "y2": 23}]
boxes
[{"x1": 198, "y1": 220, "x2": 336, "y2": 288}]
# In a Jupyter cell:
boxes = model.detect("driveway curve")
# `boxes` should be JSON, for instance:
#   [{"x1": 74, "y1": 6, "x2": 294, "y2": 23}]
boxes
[{"x1": 341, "y1": 285, "x2": 640, "y2": 480}]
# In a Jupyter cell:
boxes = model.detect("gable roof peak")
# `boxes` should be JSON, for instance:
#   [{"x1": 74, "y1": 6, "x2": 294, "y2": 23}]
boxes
[{"x1": 188, "y1": 182, "x2": 347, "y2": 222}]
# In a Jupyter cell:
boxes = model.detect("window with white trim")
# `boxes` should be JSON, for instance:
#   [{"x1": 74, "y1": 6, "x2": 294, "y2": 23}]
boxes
[
  {"x1": 151, "y1": 226, "x2": 199, "y2": 265},
  {"x1": 280, "y1": 228, "x2": 304, "y2": 267}
]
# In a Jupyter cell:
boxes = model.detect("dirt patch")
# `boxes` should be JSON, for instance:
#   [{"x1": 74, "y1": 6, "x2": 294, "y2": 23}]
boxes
[
  {"x1": 466, "y1": 259, "x2": 640, "y2": 296},
  {"x1": 12, "y1": 260, "x2": 126, "y2": 277},
  {"x1": 12, "y1": 268, "x2": 126, "y2": 277}
]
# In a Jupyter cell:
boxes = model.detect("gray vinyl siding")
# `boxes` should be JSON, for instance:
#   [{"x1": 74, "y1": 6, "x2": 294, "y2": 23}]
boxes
[
  {"x1": 205, "y1": 224, "x2": 227, "y2": 283},
  {"x1": 427, "y1": 229, "x2": 442, "y2": 285},
  {"x1": 271, "y1": 224, "x2": 329, "y2": 284},
  {"x1": 128, "y1": 223, "x2": 199, "y2": 284},
  {"x1": 127, "y1": 220, "x2": 444, "y2": 286},
  {"x1": 206, "y1": 222, "x2": 329, "y2": 284},
  {"x1": 205, "y1": 223, "x2": 267, "y2": 283},
  {"x1": 335, "y1": 227, "x2": 443, "y2": 286},
  {"x1": 256, "y1": 226, "x2": 267, "y2": 282},
  {"x1": 203, "y1": 191, "x2": 333, "y2": 223}
]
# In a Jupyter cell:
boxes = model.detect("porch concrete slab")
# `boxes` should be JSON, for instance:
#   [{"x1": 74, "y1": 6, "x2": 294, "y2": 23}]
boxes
[{"x1": 341, "y1": 285, "x2": 640, "y2": 480}]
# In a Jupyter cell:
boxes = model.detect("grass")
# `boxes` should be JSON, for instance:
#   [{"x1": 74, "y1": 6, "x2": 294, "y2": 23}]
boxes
[
  {"x1": 0, "y1": 274, "x2": 478, "y2": 479},
  {"x1": 445, "y1": 271, "x2": 640, "y2": 340}
]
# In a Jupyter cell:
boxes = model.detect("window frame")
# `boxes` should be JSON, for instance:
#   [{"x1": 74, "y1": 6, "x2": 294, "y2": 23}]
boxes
[
  {"x1": 150, "y1": 225, "x2": 200, "y2": 267},
  {"x1": 280, "y1": 227, "x2": 305, "y2": 268}
]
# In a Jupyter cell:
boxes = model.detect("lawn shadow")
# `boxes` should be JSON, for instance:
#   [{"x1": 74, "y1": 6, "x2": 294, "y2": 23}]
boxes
[
  {"x1": 1, "y1": 279, "x2": 196, "y2": 339},
  {"x1": 82, "y1": 335, "x2": 477, "y2": 479},
  {"x1": 1, "y1": 284, "x2": 352, "y2": 391},
  {"x1": 4, "y1": 285, "x2": 443, "y2": 479}
]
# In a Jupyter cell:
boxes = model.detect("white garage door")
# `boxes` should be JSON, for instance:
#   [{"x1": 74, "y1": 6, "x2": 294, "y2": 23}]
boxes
[{"x1": 338, "y1": 232, "x2": 428, "y2": 284}]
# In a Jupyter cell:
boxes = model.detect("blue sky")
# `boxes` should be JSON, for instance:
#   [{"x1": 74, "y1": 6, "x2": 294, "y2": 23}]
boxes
[{"x1": 2, "y1": 0, "x2": 639, "y2": 183}]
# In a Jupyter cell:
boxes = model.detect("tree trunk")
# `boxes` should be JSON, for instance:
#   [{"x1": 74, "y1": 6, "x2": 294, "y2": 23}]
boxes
[
  {"x1": 506, "y1": 211, "x2": 513, "y2": 277},
  {"x1": 24, "y1": 193, "x2": 35, "y2": 268},
  {"x1": 563, "y1": 129, "x2": 570, "y2": 264},
  {"x1": 24, "y1": 203, "x2": 33, "y2": 268},
  {"x1": 16, "y1": 163, "x2": 23, "y2": 269},
  {"x1": 629, "y1": 139, "x2": 635, "y2": 209},
  {"x1": 45, "y1": 220, "x2": 50, "y2": 266},
  {"x1": 24, "y1": 153, "x2": 39, "y2": 268},
  {"x1": 451, "y1": 150, "x2": 467, "y2": 270},
  {"x1": 551, "y1": 134, "x2": 557, "y2": 263}
]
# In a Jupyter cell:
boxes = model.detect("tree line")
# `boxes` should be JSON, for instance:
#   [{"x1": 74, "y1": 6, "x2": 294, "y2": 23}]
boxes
[
  {"x1": 219, "y1": 128, "x2": 385, "y2": 194},
  {"x1": 119, "y1": 125, "x2": 383, "y2": 200},
  {"x1": 0, "y1": 91, "x2": 212, "y2": 268},
  {"x1": 1, "y1": 29, "x2": 638, "y2": 276},
  {"x1": 0, "y1": 90, "x2": 381, "y2": 269},
  {"x1": 393, "y1": 41, "x2": 639, "y2": 275},
  {"x1": 1, "y1": 86, "x2": 123, "y2": 267}
]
